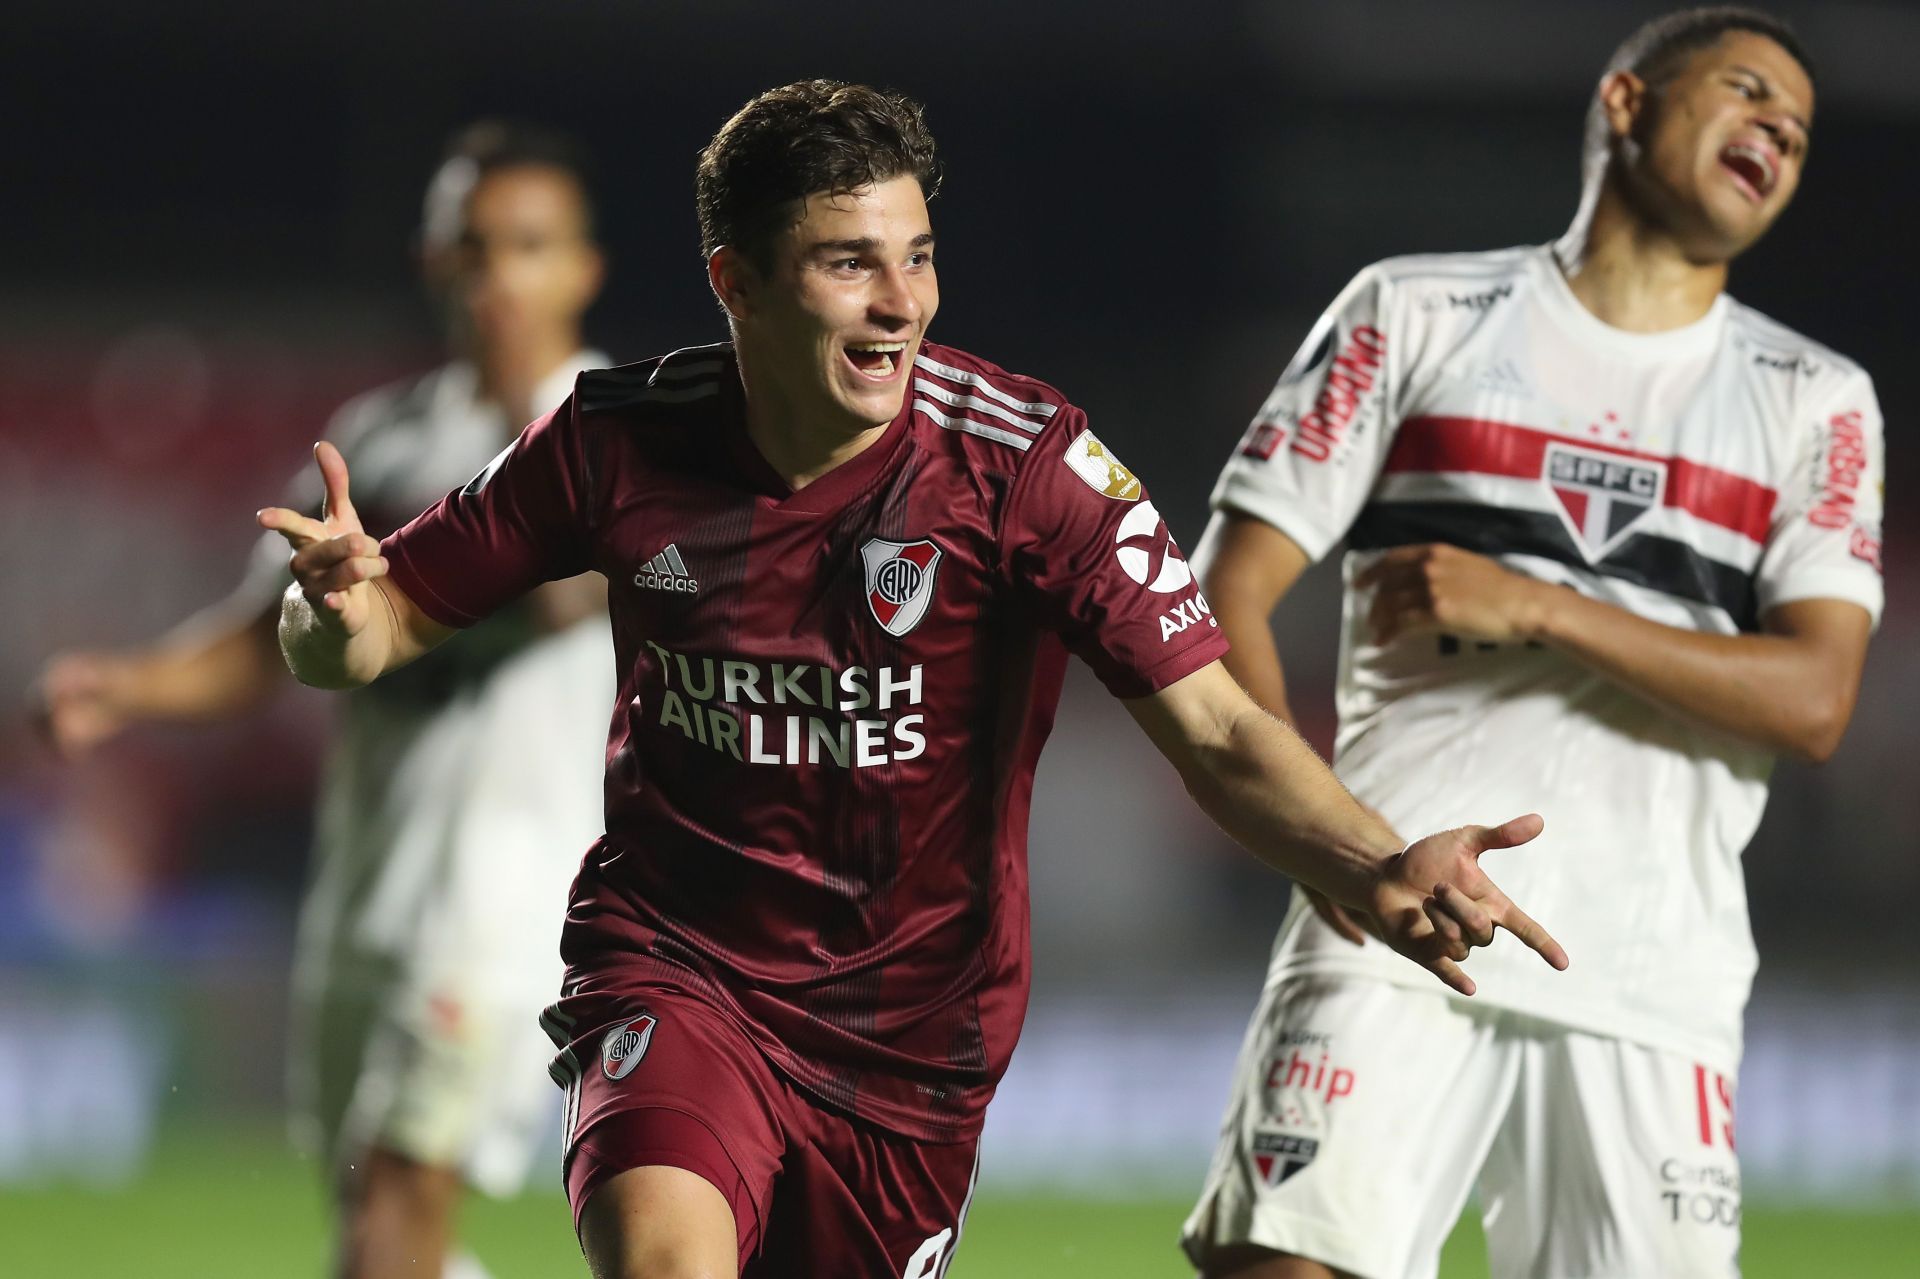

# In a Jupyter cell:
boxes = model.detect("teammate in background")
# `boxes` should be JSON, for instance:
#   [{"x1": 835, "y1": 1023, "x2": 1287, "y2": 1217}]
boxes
[
  {"x1": 34, "y1": 123, "x2": 614, "y2": 1279},
  {"x1": 1182, "y1": 9, "x2": 1882, "y2": 1278},
  {"x1": 257, "y1": 82, "x2": 1569, "y2": 1279}
]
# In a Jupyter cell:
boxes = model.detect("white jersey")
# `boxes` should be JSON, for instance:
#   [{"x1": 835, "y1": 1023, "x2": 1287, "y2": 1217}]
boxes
[
  {"x1": 243, "y1": 353, "x2": 616, "y2": 1001},
  {"x1": 1213, "y1": 244, "x2": 1884, "y2": 1070}
]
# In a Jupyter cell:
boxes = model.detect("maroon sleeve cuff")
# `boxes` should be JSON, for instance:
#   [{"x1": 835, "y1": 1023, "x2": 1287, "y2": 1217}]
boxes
[
  {"x1": 1099, "y1": 628, "x2": 1232, "y2": 700},
  {"x1": 381, "y1": 535, "x2": 480, "y2": 629}
]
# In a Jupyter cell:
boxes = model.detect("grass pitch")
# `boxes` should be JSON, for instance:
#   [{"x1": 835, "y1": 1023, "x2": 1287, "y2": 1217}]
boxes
[{"x1": 0, "y1": 1124, "x2": 1911, "y2": 1276}]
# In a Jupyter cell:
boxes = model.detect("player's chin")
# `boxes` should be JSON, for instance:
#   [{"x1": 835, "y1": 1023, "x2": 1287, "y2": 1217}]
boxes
[
  {"x1": 833, "y1": 378, "x2": 910, "y2": 428},
  {"x1": 1693, "y1": 192, "x2": 1778, "y2": 257}
]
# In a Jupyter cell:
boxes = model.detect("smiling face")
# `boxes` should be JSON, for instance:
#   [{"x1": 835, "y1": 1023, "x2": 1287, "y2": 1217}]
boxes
[
  {"x1": 1612, "y1": 31, "x2": 1814, "y2": 260},
  {"x1": 717, "y1": 173, "x2": 939, "y2": 434}
]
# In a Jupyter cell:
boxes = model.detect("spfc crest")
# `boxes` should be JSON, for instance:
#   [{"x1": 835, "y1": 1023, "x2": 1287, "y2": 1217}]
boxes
[
  {"x1": 1252, "y1": 1131, "x2": 1320, "y2": 1188},
  {"x1": 1544, "y1": 443, "x2": 1667, "y2": 560},
  {"x1": 861, "y1": 537, "x2": 943, "y2": 637},
  {"x1": 601, "y1": 1014, "x2": 657, "y2": 1081}
]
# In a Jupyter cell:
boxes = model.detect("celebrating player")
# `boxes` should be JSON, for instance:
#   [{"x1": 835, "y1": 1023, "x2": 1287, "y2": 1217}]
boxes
[
  {"x1": 1180, "y1": 9, "x2": 1882, "y2": 1278},
  {"x1": 260, "y1": 82, "x2": 1566, "y2": 1279},
  {"x1": 34, "y1": 123, "x2": 614, "y2": 1279}
]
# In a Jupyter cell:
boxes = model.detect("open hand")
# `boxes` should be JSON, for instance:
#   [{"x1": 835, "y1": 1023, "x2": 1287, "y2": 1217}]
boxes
[
  {"x1": 1365, "y1": 812, "x2": 1568, "y2": 996},
  {"x1": 1355, "y1": 544, "x2": 1550, "y2": 646},
  {"x1": 257, "y1": 441, "x2": 387, "y2": 636}
]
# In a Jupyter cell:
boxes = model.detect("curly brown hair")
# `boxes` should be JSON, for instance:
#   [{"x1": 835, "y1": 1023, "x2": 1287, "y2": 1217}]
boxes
[{"x1": 696, "y1": 80, "x2": 941, "y2": 271}]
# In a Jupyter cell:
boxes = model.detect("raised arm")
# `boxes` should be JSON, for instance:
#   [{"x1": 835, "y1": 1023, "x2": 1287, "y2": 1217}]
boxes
[
  {"x1": 1127, "y1": 660, "x2": 1568, "y2": 996},
  {"x1": 259, "y1": 441, "x2": 454, "y2": 689}
]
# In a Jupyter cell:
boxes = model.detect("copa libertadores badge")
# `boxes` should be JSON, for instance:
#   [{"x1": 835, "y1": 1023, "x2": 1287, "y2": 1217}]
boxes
[
  {"x1": 600, "y1": 1014, "x2": 657, "y2": 1081},
  {"x1": 861, "y1": 537, "x2": 943, "y2": 637}
]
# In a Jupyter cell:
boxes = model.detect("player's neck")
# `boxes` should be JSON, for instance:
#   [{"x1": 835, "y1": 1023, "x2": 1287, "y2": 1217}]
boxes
[
  {"x1": 1557, "y1": 181, "x2": 1728, "y2": 334},
  {"x1": 734, "y1": 346, "x2": 892, "y2": 493},
  {"x1": 467, "y1": 328, "x2": 584, "y2": 425}
]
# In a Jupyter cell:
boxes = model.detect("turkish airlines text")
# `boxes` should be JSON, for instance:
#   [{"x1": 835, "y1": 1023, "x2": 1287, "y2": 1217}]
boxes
[{"x1": 642, "y1": 640, "x2": 926, "y2": 769}]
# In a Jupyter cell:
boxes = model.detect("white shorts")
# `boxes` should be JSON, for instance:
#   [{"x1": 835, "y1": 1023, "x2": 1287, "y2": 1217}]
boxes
[
  {"x1": 289, "y1": 966, "x2": 562, "y2": 1199},
  {"x1": 1182, "y1": 975, "x2": 1743, "y2": 1279}
]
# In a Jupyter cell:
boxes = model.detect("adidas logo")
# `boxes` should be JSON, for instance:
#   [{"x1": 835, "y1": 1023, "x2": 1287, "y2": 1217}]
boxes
[{"x1": 633, "y1": 544, "x2": 698, "y2": 594}]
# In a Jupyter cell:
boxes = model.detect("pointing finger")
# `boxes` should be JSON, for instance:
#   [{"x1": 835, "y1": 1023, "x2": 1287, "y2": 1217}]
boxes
[
  {"x1": 1490, "y1": 892, "x2": 1569, "y2": 971},
  {"x1": 258, "y1": 506, "x2": 328, "y2": 546},
  {"x1": 315, "y1": 440, "x2": 358, "y2": 526}
]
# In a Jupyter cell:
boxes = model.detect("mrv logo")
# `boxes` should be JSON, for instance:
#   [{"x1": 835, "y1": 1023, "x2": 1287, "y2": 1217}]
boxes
[{"x1": 1544, "y1": 442, "x2": 1667, "y2": 560}]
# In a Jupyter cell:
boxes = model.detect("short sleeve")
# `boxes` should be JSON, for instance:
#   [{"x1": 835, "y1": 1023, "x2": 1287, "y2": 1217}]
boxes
[
  {"x1": 381, "y1": 395, "x2": 594, "y2": 627},
  {"x1": 1210, "y1": 266, "x2": 1400, "y2": 560},
  {"x1": 1755, "y1": 368, "x2": 1886, "y2": 626},
  {"x1": 1002, "y1": 410, "x2": 1230, "y2": 698}
]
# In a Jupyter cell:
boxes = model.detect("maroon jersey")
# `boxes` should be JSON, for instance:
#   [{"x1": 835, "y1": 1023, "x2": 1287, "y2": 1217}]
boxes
[{"x1": 383, "y1": 341, "x2": 1227, "y2": 1140}]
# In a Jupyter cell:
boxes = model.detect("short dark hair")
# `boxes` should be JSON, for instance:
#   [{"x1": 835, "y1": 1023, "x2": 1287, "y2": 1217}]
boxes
[
  {"x1": 1583, "y1": 7, "x2": 1816, "y2": 175},
  {"x1": 425, "y1": 119, "x2": 598, "y2": 241},
  {"x1": 696, "y1": 80, "x2": 940, "y2": 270}
]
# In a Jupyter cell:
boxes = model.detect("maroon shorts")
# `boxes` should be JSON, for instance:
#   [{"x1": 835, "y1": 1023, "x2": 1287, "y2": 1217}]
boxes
[{"x1": 542, "y1": 982, "x2": 981, "y2": 1278}]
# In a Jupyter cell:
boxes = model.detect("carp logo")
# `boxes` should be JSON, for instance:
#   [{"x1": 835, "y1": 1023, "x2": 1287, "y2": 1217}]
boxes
[
  {"x1": 1063, "y1": 428, "x2": 1142, "y2": 500},
  {"x1": 600, "y1": 1013, "x2": 657, "y2": 1081},
  {"x1": 1252, "y1": 1130, "x2": 1320, "y2": 1188},
  {"x1": 1544, "y1": 442, "x2": 1667, "y2": 560},
  {"x1": 861, "y1": 537, "x2": 944, "y2": 638},
  {"x1": 1115, "y1": 501, "x2": 1194, "y2": 594}
]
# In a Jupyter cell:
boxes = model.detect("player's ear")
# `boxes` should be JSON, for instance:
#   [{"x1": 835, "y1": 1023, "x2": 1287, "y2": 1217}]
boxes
[
  {"x1": 709, "y1": 246, "x2": 756, "y2": 322},
  {"x1": 1598, "y1": 69, "x2": 1647, "y2": 145}
]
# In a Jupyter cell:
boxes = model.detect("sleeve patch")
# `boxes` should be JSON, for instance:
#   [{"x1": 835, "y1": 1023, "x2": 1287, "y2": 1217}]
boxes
[
  {"x1": 1808, "y1": 409, "x2": 1870, "y2": 530},
  {"x1": 1290, "y1": 324, "x2": 1387, "y2": 462},
  {"x1": 1062, "y1": 428, "x2": 1143, "y2": 500}
]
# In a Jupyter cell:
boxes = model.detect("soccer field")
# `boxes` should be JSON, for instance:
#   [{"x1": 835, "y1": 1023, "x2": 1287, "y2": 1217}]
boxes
[{"x1": 0, "y1": 1126, "x2": 1913, "y2": 1277}]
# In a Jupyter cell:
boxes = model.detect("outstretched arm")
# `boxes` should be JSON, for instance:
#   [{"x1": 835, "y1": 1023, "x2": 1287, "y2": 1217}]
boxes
[
  {"x1": 1127, "y1": 660, "x2": 1568, "y2": 996},
  {"x1": 1358, "y1": 544, "x2": 1871, "y2": 762},
  {"x1": 259, "y1": 441, "x2": 454, "y2": 689},
  {"x1": 1195, "y1": 510, "x2": 1377, "y2": 944},
  {"x1": 31, "y1": 596, "x2": 282, "y2": 758}
]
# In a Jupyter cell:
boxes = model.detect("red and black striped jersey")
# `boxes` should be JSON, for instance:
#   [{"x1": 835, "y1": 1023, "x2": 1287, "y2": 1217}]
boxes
[
  {"x1": 1212, "y1": 244, "x2": 1884, "y2": 1072},
  {"x1": 383, "y1": 340, "x2": 1227, "y2": 1139}
]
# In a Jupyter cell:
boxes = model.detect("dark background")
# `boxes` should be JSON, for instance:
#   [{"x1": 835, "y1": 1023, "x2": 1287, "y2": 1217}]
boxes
[{"x1": 2, "y1": 0, "x2": 1914, "y2": 1198}]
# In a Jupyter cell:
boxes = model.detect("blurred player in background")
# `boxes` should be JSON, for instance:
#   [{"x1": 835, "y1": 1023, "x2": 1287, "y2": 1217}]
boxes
[
  {"x1": 256, "y1": 81, "x2": 1570, "y2": 1278},
  {"x1": 34, "y1": 122, "x2": 614, "y2": 1279},
  {"x1": 1181, "y1": 8, "x2": 1883, "y2": 1278}
]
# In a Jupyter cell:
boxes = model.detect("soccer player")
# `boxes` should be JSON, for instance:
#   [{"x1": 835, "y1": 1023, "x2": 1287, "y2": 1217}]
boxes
[
  {"x1": 258, "y1": 82, "x2": 1568, "y2": 1279},
  {"x1": 1180, "y1": 9, "x2": 1882, "y2": 1278},
  {"x1": 33, "y1": 123, "x2": 614, "y2": 1279}
]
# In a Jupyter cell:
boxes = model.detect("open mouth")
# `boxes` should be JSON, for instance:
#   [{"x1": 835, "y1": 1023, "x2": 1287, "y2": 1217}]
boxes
[
  {"x1": 1719, "y1": 142, "x2": 1777, "y2": 202},
  {"x1": 844, "y1": 340, "x2": 908, "y2": 381}
]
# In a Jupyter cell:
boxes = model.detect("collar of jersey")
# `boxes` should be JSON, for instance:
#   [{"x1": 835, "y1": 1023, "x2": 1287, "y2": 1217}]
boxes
[
  {"x1": 720, "y1": 357, "x2": 917, "y2": 516},
  {"x1": 1530, "y1": 244, "x2": 1728, "y2": 362}
]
